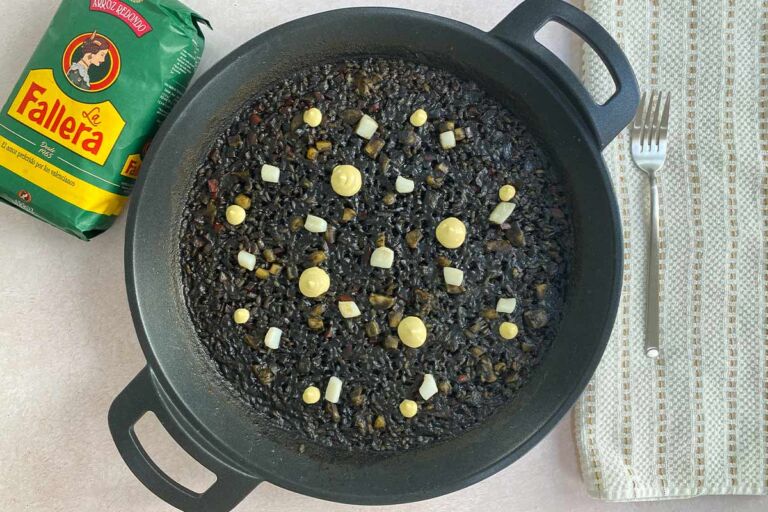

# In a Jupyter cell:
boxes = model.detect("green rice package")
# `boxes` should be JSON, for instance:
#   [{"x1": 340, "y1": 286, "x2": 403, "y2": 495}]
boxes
[{"x1": 0, "y1": 0, "x2": 209, "y2": 239}]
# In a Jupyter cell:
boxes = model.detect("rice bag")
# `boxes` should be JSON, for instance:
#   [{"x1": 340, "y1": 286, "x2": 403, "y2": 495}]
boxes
[{"x1": 0, "y1": 0, "x2": 209, "y2": 239}]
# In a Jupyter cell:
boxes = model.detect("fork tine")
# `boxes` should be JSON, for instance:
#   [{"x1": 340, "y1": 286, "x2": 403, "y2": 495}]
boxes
[
  {"x1": 650, "y1": 91, "x2": 663, "y2": 149},
  {"x1": 641, "y1": 91, "x2": 656, "y2": 149},
  {"x1": 630, "y1": 92, "x2": 646, "y2": 140},
  {"x1": 657, "y1": 92, "x2": 671, "y2": 146}
]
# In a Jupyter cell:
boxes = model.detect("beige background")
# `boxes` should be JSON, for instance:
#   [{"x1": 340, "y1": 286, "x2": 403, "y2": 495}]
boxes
[{"x1": 0, "y1": 0, "x2": 766, "y2": 511}]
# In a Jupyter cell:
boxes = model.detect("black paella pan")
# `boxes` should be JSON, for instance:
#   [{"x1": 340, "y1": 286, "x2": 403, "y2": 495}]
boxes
[{"x1": 108, "y1": 1, "x2": 638, "y2": 510}]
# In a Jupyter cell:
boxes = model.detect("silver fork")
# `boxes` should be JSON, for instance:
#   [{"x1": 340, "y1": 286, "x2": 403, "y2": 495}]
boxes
[{"x1": 630, "y1": 91, "x2": 671, "y2": 359}]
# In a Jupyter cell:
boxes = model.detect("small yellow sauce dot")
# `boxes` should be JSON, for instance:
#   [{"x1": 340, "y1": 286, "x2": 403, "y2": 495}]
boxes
[
  {"x1": 435, "y1": 217, "x2": 467, "y2": 249},
  {"x1": 499, "y1": 322, "x2": 519, "y2": 340},
  {"x1": 303, "y1": 107, "x2": 323, "y2": 128},
  {"x1": 499, "y1": 184, "x2": 517, "y2": 202},
  {"x1": 330, "y1": 165, "x2": 362, "y2": 197},
  {"x1": 410, "y1": 109, "x2": 428, "y2": 127},
  {"x1": 302, "y1": 386, "x2": 321, "y2": 404},
  {"x1": 233, "y1": 308, "x2": 250, "y2": 324},
  {"x1": 399, "y1": 399, "x2": 418, "y2": 418},
  {"x1": 226, "y1": 205, "x2": 246, "y2": 226},
  {"x1": 397, "y1": 316, "x2": 427, "y2": 348},
  {"x1": 299, "y1": 267, "x2": 331, "y2": 298}
]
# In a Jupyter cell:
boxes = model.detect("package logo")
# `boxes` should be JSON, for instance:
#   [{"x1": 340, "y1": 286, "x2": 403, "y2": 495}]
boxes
[
  {"x1": 17, "y1": 190, "x2": 32, "y2": 203},
  {"x1": 62, "y1": 31, "x2": 121, "y2": 92}
]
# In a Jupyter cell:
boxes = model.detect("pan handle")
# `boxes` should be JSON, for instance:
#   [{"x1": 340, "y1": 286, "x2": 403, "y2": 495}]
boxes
[
  {"x1": 490, "y1": 0, "x2": 639, "y2": 149},
  {"x1": 108, "y1": 367, "x2": 261, "y2": 512}
]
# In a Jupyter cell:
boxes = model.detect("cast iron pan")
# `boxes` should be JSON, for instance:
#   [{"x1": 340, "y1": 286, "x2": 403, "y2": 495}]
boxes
[{"x1": 109, "y1": 1, "x2": 638, "y2": 510}]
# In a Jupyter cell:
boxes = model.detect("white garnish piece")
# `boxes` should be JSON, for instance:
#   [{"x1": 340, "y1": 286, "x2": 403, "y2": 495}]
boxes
[
  {"x1": 338, "y1": 301, "x2": 362, "y2": 319},
  {"x1": 496, "y1": 298, "x2": 517, "y2": 314},
  {"x1": 355, "y1": 114, "x2": 379, "y2": 139},
  {"x1": 325, "y1": 376, "x2": 343, "y2": 403},
  {"x1": 237, "y1": 250, "x2": 257, "y2": 271},
  {"x1": 370, "y1": 247, "x2": 395, "y2": 269},
  {"x1": 419, "y1": 374, "x2": 438, "y2": 400},
  {"x1": 395, "y1": 176, "x2": 415, "y2": 194},
  {"x1": 440, "y1": 131, "x2": 456, "y2": 150},
  {"x1": 304, "y1": 214, "x2": 328, "y2": 233},
  {"x1": 443, "y1": 267, "x2": 464, "y2": 287},
  {"x1": 489, "y1": 202, "x2": 516, "y2": 225},
  {"x1": 261, "y1": 164, "x2": 281, "y2": 183},
  {"x1": 264, "y1": 327, "x2": 283, "y2": 349}
]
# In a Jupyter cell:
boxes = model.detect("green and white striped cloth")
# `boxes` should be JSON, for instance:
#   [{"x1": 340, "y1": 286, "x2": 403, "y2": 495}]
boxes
[{"x1": 574, "y1": 0, "x2": 768, "y2": 501}]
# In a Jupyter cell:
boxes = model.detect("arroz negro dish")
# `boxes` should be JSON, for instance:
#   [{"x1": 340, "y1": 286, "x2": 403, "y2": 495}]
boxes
[{"x1": 180, "y1": 58, "x2": 573, "y2": 452}]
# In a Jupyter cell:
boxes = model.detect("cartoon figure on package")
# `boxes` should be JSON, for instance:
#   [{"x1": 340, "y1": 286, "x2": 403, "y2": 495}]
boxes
[{"x1": 64, "y1": 31, "x2": 119, "y2": 92}]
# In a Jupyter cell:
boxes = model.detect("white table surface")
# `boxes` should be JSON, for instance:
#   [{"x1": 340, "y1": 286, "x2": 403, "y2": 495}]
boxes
[{"x1": 1, "y1": 1, "x2": 766, "y2": 511}]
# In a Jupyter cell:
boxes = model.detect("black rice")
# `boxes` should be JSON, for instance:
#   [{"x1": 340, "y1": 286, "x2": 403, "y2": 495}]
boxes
[{"x1": 179, "y1": 58, "x2": 573, "y2": 452}]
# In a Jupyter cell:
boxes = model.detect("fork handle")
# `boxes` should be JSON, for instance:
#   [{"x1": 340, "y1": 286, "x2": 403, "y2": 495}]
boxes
[{"x1": 646, "y1": 174, "x2": 661, "y2": 358}]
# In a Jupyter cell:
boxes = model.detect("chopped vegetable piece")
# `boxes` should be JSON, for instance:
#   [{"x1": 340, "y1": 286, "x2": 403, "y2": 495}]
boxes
[
  {"x1": 443, "y1": 267, "x2": 464, "y2": 287},
  {"x1": 342, "y1": 208, "x2": 357, "y2": 223},
  {"x1": 325, "y1": 376, "x2": 343, "y2": 403},
  {"x1": 331, "y1": 165, "x2": 362, "y2": 197},
  {"x1": 307, "y1": 316, "x2": 324, "y2": 330},
  {"x1": 355, "y1": 114, "x2": 378, "y2": 139},
  {"x1": 399, "y1": 399, "x2": 418, "y2": 418},
  {"x1": 234, "y1": 194, "x2": 252, "y2": 210},
  {"x1": 365, "y1": 319, "x2": 381, "y2": 338},
  {"x1": 395, "y1": 176, "x2": 415, "y2": 194},
  {"x1": 398, "y1": 316, "x2": 427, "y2": 348},
  {"x1": 405, "y1": 229, "x2": 423, "y2": 249},
  {"x1": 489, "y1": 202, "x2": 516, "y2": 225},
  {"x1": 370, "y1": 247, "x2": 395, "y2": 269},
  {"x1": 446, "y1": 284, "x2": 466, "y2": 294},
  {"x1": 304, "y1": 214, "x2": 328, "y2": 233},
  {"x1": 269, "y1": 264, "x2": 283, "y2": 275},
  {"x1": 303, "y1": 107, "x2": 323, "y2": 127},
  {"x1": 255, "y1": 268, "x2": 270, "y2": 280},
  {"x1": 316, "y1": 140, "x2": 332, "y2": 152},
  {"x1": 369, "y1": 294, "x2": 396, "y2": 309},
  {"x1": 339, "y1": 301, "x2": 362, "y2": 319},
  {"x1": 410, "y1": 108, "x2": 428, "y2": 127},
  {"x1": 383, "y1": 335, "x2": 399, "y2": 350},
  {"x1": 419, "y1": 374, "x2": 438, "y2": 400},
  {"x1": 499, "y1": 322, "x2": 519, "y2": 340},
  {"x1": 364, "y1": 138, "x2": 385, "y2": 159},
  {"x1": 263, "y1": 248, "x2": 277, "y2": 263},
  {"x1": 233, "y1": 308, "x2": 250, "y2": 324},
  {"x1": 496, "y1": 297, "x2": 517, "y2": 314},
  {"x1": 225, "y1": 205, "x2": 246, "y2": 226},
  {"x1": 237, "y1": 250, "x2": 256, "y2": 271},
  {"x1": 435, "y1": 217, "x2": 467, "y2": 249},
  {"x1": 264, "y1": 327, "x2": 283, "y2": 349},
  {"x1": 308, "y1": 250, "x2": 327, "y2": 265},
  {"x1": 440, "y1": 131, "x2": 456, "y2": 150},
  {"x1": 426, "y1": 175, "x2": 444, "y2": 189},
  {"x1": 299, "y1": 267, "x2": 331, "y2": 298},
  {"x1": 261, "y1": 164, "x2": 281, "y2": 183},
  {"x1": 302, "y1": 386, "x2": 321, "y2": 404},
  {"x1": 499, "y1": 184, "x2": 517, "y2": 202},
  {"x1": 341, "y1": 109, "x2": 363, "y2": 125},
  {"x1": 373, "y1": 415, "x2": 386, "y2": 429},
  {"x1": 289, "y1": 216, "x2": 304, "y2": 232},
  {"x1": 306, "y1": 147, "x2": 319, "y2": 160}
]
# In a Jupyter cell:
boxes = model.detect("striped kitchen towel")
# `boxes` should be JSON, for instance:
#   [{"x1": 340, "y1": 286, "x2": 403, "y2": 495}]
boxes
[{"x1": 574, "y1": 0, "x2": 768, "y2": 501}]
